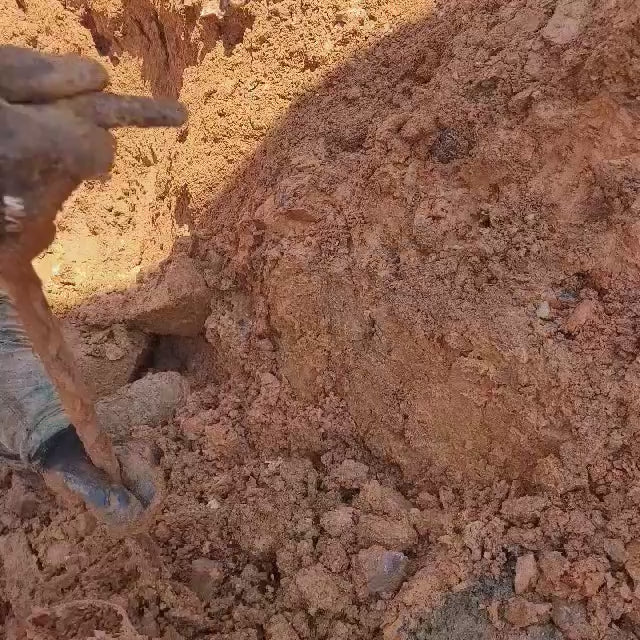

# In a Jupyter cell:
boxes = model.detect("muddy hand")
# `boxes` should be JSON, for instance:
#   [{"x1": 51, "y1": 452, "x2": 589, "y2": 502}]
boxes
[{"x1": 0, "y1": 45, "x2": 186, "y2": 261}]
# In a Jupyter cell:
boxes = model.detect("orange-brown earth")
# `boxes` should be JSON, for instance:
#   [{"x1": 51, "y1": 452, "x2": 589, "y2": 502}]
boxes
[{"x1": 2, "y1": 0, "x2": 640, "y2": 638}]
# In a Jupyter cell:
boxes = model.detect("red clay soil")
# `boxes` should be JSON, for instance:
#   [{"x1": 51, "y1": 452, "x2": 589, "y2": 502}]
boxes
[{"x1": 2, "y1": 0, "x2": 640, "y2": 638}]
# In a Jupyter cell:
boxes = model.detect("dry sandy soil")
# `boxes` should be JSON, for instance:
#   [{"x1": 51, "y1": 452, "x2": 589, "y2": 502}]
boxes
[{"x1": 2, "y1": 0, "x2": 640, "y2": 638}]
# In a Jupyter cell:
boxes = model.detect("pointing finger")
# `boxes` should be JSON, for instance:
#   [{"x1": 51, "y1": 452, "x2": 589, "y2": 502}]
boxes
[
  {"x1": 0, "y1": 46, "x2": 108, "y2": 103},
  {"x1": 58, "y1": 92, "x2": 188, "y2": 129}
]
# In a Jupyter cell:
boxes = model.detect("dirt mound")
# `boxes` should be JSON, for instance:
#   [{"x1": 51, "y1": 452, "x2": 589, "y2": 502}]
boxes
[{"x1": 3, "y1": 0, "x2": 640, "y2": 638}]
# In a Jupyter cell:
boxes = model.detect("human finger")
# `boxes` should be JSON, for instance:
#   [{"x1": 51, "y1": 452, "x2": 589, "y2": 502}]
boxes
[
  {"x1": 58, "y1": 92, "x2": 187, "y2": 129},
  {"x1": 0, "y1": 46, "x2": 108, "y2": 103}
]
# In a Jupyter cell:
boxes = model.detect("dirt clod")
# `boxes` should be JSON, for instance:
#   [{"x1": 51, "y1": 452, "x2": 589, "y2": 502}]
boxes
[
  {"x1": 515, "y1": 554, "x2": 539, "y2": 595},
  {"x1": 551, "y1": 600, "x2": 594, "y2": 640},
  {"x1": 357, "y1": 514, "x2": 418, "y2": 551},
  {"x1": 503, "y1": 597, "x2": 552, "y2": 628}
]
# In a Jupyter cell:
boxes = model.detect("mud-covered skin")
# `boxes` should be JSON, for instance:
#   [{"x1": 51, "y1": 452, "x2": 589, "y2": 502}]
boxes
[{"x1": 0, "y1": 46, "x2": 186, "y2": 262}]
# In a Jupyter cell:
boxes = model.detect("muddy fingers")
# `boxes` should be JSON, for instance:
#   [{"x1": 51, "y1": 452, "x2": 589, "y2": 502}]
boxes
[
  {"x1": 57, "y1": 92, "x2": 188, "y2": 129},
  {"x1": 0, "y1": 45, "x2": 108, "y2": 103}
]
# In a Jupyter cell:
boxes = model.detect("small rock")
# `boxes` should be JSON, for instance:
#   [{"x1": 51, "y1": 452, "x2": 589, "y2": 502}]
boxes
[
  {"x1": 320, "y1": 507, "x2": 356, "y2": 537},
  {"x1": 515, "y1": 554, "x2": 539, "y2": 594},
  {"x1": 541, "y1": 0, "x2": 590, "y2": 46},
  {"x1": 331, "y1": 459, "x2": 369, "y2": 490},
  {"x1": 295, "y1": 564, "x2": 352, "y2": 614},
  {"x1": 357, "y1": 545, "x2": 408, "y2": 594},
  {"x1": 536, "y1": 301, "x2": 551, "y2": 320},
  {"x1": 207, "y1": 497, "x2": 221, "y2": 511},
  {"x1": 604, "y1": 538, "x2": 627, "y2": 565},
  {"x1": 126, "y1": 256, "x2": 211, "y2": 337},
  {"x1": 200, "y1": 0, "x2": 224, "y2": 18},
  {"x1": 551, "y1": 600, "x2": 595, "y2": 640},
  {"x1": 504, "y1": 597, "x2": 552, "y2": 628},
  {"x1": 357, "y1": 514, "x2": 418, "y2": 551},
  {"x1": 200, "y1": 0, "x2": 249, "y2": 19},
  {"x1": 335, "y1": 6, "x2": 367, "y2": 25},
  {"x1": 538, "y1": 551, "x2": 568, "y2": 583},
  {"x1": 96, "y1": 371, "x2": 189, "y2": 442},
  {"x1": 190, "y1": 558, "x2": 225, "y2": 601},
  {"x1": 501, "y1": 495, "x2": 549, "y2": 525}
]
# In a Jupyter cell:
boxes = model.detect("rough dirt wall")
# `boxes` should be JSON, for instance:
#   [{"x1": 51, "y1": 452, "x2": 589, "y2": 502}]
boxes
[
  {"x1": 3, "y1": 0, "x2": 640, "y2": 638},
  {"x1": 186, "y1": 0, "x2": 640, "y2": 486},
  {"x1": 74, "y1": 0, "x2": 640, "y2": 486}
]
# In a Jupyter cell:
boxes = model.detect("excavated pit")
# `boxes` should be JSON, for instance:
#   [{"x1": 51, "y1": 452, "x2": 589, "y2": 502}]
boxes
[{"x1": 2, "y1": 0, "x2": 640, "y2": 638}]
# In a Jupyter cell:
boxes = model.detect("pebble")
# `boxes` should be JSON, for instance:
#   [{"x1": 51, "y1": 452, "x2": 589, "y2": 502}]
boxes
[
  {"x1": 541, "y1": 0, "x2": 590, "y2": 46},
  {"x1": 603, "y1": 538, "x2": 627, "y2": 565},
  {"x1": 536, "y1": 301, "x2": 551, "y2": 320},
  {"x1": 207, "y1": 497, "x2": 221, "y2": 511},
  {"x1": 564, "y1": 299, "x2": 597, "y2": 334},
  {"x1": 335, "y1": 6, "x2": 367, "y2": 25},
  {"x1": 357, "y1": 546, "x2": 408, "y2": 594}
]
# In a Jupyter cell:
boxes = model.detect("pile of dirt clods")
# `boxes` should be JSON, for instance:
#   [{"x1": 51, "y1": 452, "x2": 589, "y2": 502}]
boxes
[{"x1": 2, "y1": 0, "x2": 640, "y2": 638}]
